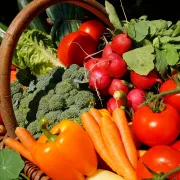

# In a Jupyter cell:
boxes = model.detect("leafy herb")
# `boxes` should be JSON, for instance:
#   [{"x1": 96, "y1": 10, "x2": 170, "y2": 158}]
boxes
[
  {"x1": 0, "y1": 148, "x2": 24, "y2": 180},
  {"x1": 123, "y1": 45, "x2": 155, "y2": 75},
  {"x1": 13, "y1": 29, "x2": 65, "y2": 76}
]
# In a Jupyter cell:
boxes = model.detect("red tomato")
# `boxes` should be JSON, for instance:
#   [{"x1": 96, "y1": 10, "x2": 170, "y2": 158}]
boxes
[
  {"x1": 159, "y1": 76, "x2": 180, "y2": 111},
  {"x1": 132, "y1": 104, "x2": 180, "y2": 147},
  {"x1": 136, "y1": 145, "x2": 180, "y2": 180},
  {"x1": 78, "y1": 20, "x2": 106, "y2": 43},
  {"x1": 170, "y1": 140, "x2": 180, "y2": 151},
  {"x1": 58, "y1": 31, "x2": 97, "y2": 67}
]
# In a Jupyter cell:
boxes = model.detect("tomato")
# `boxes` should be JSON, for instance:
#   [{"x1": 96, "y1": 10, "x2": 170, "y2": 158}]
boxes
[
  {"x1": 170, "y1": 140, "x2": 180, "y2": 151},
  {"x1": 136, "y1": 145, "x2": 180, "y2": 180},
  {"x1": 159, "y1": 76, "x2": 180, "y2": 111},
  {"x1": 58, "y1": 31, "x2": 97, "y2": 67},
  {"x1": 78, "y1": 20, "x2": 106, "y2": 43},
  {"x1": 132, "y1": 104, "x2": 180, "y2": 147}
]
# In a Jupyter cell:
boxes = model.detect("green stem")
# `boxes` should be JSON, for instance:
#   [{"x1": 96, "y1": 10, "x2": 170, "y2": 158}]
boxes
[
  {"x1": 19, "y1": 173, "x2": 30, "y2": 180},
  {"x1": 160, "y1": 166, "x2": 180, "y2": 179},
  {"x1": 39, "y1": 118, "x2": 57, "y2": 142},
  {"x1": 141, "y1": 87, "x2": 180, "y2": 107},
  {"x1": 113, "y1": 90, "x2": 127, "y2": 107}
]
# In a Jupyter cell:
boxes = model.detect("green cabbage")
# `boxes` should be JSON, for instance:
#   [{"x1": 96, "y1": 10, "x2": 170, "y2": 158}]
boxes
[{"x1": 13, "y1": 29, "x2": 65, "y2": 76}]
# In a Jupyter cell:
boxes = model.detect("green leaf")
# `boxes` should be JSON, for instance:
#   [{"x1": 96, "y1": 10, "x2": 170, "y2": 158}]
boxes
[
  {"x1": 105, "y1": 1, "x2": 123, "y2": 31},
  {"x1": 159, "y1": 36, "x2": 180, "y2": 44},
  {"x1": 172, "y1": 21, "x2": 180, "y2": 37},
  {"x1": 128, "y1": 20, "x2": 149, "y2": 42},
  {"x1": 155, "y1": 50, "x2": 168, "y2": 78},
  {"x1": 164, "y1": 44, "x2": 179, "y2": 66},
  {"x1": 13, "y1": 29, "x2": 65, "y2": 76},
  {"x1": 122, "y1": 45, "x2": 155, "y2": 75},
  {"x1": 0, "y1": 148, "x2": 24, "y2": 180},
  {"x1": 149, "y1": 20, "x2": 172, "y2": 37}
]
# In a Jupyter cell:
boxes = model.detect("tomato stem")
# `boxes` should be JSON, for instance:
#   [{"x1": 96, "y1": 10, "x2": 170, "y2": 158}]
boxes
[
  {"x1": 160, "y1": 165, "x2": 180, "y2": 180},
  {"x1": 141, "y1": 87, "x2": 180, "y2": 110}
]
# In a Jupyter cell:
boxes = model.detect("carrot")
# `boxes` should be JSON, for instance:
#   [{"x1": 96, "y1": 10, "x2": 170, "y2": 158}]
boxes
[
  {"x1": 89, "y1": 108, "x2": 103, "y2": 124},
  {"x1": 100, "y1": 115, "x2": 137, "y2": 180},
  {"x1": 98, "y1": 108, "x2": 112, "y2": 118},
  {"x1": 80, "y1": 112, "x2": 118, "y2": 173},
  {"x1": 4, "y1": 137, "x2": 34, "y2": 163},
  {"x1": 112, "y1": 108, "x2": 138, "y2": 169},
  {"x1": 15, "y1": 127, "x2": 36, "y2": 152}
]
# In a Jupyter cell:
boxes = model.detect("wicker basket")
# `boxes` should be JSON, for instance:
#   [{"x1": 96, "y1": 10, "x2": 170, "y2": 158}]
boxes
[{"x1": 0, "y1": 0, "x2": 113, "y2": 179}]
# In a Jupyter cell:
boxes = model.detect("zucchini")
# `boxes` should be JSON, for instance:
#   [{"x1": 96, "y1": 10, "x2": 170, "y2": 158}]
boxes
[
  {"x1": 46, "y1": 3, "x2": 85, "y2": 46},
  {"x1": 0, "y1": 22, "x2": 8, "y2": 44},
  {"x1": 17, "y1": 0, "x2": 50, "y2": 33}
]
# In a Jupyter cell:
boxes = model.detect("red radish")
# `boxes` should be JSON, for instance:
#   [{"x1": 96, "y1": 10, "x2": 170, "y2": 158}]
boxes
[
  {"x1": 127, "y1": 88, "x2": 146, "y2": 111},
  {"x1": 89, "y1": 67, "x2": 111, "y2": 90},
  {"x1": 58, "y1": 31, "x2": 97, "y2": 67},
  {"x1": 107, "y1": 53, "x2": 127, "y2": 78},
  {"x1": 102, "y1": 36, "x2": 112, "y2": 58},
  {"x1": 107, "y1": 97, "x2": 123, "y2": 113},
  {"x1": 99, "y1": 86, "x2": 110, "y2": 97},
  {"x1": 130, "y1": 70, "x2": 162, "y2": 90},
  {"x1": 108, "y1": 79, "x2": 129, "y2": 96},
  {"x1": 111, "y1": 33, "x2": 132, "y2": 56},
  {"x1": 96, "y1": 57, "x2": 110, "y2": 71},
  {"x1": 102, "y1": 42, "x2": 112, "y2": 58},
  {"x1": 84, "y1": 58, "x2": 99, "y2": 71}
]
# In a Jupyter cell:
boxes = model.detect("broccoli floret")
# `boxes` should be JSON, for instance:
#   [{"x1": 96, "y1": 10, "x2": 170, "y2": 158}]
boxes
[
  {"x1": 11, "y1": 66, "x2": 97, "y2": 138},
  {"x1": 62, "y1": 64, "x2": 89, "y2": 83},
  {"x1": 26, "y1": 119, "x2": 42, "y2": 139},
  {"x1": 48, "y1": 95, "x2": 66, "y2": 111},
  {"x1": 11, "y1": 80, "x2": 23, "y2": 96},
  {"x1": 12, "y1": 92, "x2": 23, "y2": 108}
]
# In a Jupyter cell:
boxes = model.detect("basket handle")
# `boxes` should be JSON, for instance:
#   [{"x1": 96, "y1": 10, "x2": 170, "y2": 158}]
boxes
[{"x1": 0, "y1": 0, "x2": 113, "y2": 138}]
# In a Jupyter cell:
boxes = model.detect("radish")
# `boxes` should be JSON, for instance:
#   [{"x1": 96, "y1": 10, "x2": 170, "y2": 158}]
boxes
[
  {"x1": 84, "y1": 58, "x2": 99, "y2": 71},
  {"x1": 102, "y1": 36, "x2": 112, "y2": 58},
  {"x1": 130, "y1": 70, "x2": 162, "y2": 90},
  {"x1": 99, "y1": 86, "x2": 110, "y2": 97},
  {"x1": 127, "y1": 88, "x2": 146, "y2": 111},
  {"x1": 108, "y1": 79, "x2": 129, "y2": 96},
  {"x1": 107, "y1": 53, "x2": 127, "y2": 78},
  {"x1": 111, "y1": 33, "x2": 132, "y2": 56},
  {"x1": 96, "y1": 57, "x2": 110, "y2": 71},
  {"x1": 89, "y1": 67, "x2": 111, "y2": 90},
  {"x1": 107, "y1": 97, "x2": 123, "y2": 113}
]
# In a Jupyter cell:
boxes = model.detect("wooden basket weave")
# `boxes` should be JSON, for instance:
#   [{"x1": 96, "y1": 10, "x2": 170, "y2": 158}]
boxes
[{"x1": 0, "y1": 0, "x2": 113, "y2": 179}]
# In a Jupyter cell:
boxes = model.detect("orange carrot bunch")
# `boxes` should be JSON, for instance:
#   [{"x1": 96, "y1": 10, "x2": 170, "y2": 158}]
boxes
[{"x1": 81, "y1": 107, "x2": 138, "y2": 180}]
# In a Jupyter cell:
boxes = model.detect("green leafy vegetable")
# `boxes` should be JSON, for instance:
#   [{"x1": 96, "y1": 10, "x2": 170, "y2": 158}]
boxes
[
  {"x1": 123, "y1": 45, "x2": 155, "y2": 75},
  {"x1": 13, "y1": 29, "x2": 65, "y2": 76},
  {"x1": 164, "y1": 44, "x2": 179, "y2": 66},
  {"x1": 155, "y1": 49, "x2": 168, "y2": 78},
  {"x1": 128, "y1": 20, "x2": 149, "y2": 42},
  {"x1": 0, "y1": 148, "x2": 24, "y2": 180},
  {"x1": 172, "y1": 21, "x2": 180, "y2": 37},
  {"x1": 105, "y1": 0, "x2": 124, "y2": 32}
]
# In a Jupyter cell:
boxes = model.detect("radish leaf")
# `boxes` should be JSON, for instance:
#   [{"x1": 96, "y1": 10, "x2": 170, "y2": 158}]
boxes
[
  {"x1": 0, "y1": 148, "x2": 24, "y2": 180},
  {"x1": 123, "y1": 45, "x2": 155, "y2": 75},
  {"x1": 155, "y1": 50, "x2": 168, "y2": 78},
  {"x1": 164, "y1": 44, "x2": 179, "y2": 66},
  {"x1": 128, "y1": 20, "x2": 149, "y2": 42},
  {"x1": 105, "y1": 1, "x2": 124, "y2": 32}
]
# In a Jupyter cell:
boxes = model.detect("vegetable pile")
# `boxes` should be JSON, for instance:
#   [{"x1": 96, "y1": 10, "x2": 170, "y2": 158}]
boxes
[{"x1": 1, "y1": 0, "x2": 180, "y2": 180}]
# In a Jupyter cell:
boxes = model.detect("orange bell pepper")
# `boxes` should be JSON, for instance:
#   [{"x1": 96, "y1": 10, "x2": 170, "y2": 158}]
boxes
[{"x1": 5, "y1": 119, "x2": 98, "y2": 180}]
